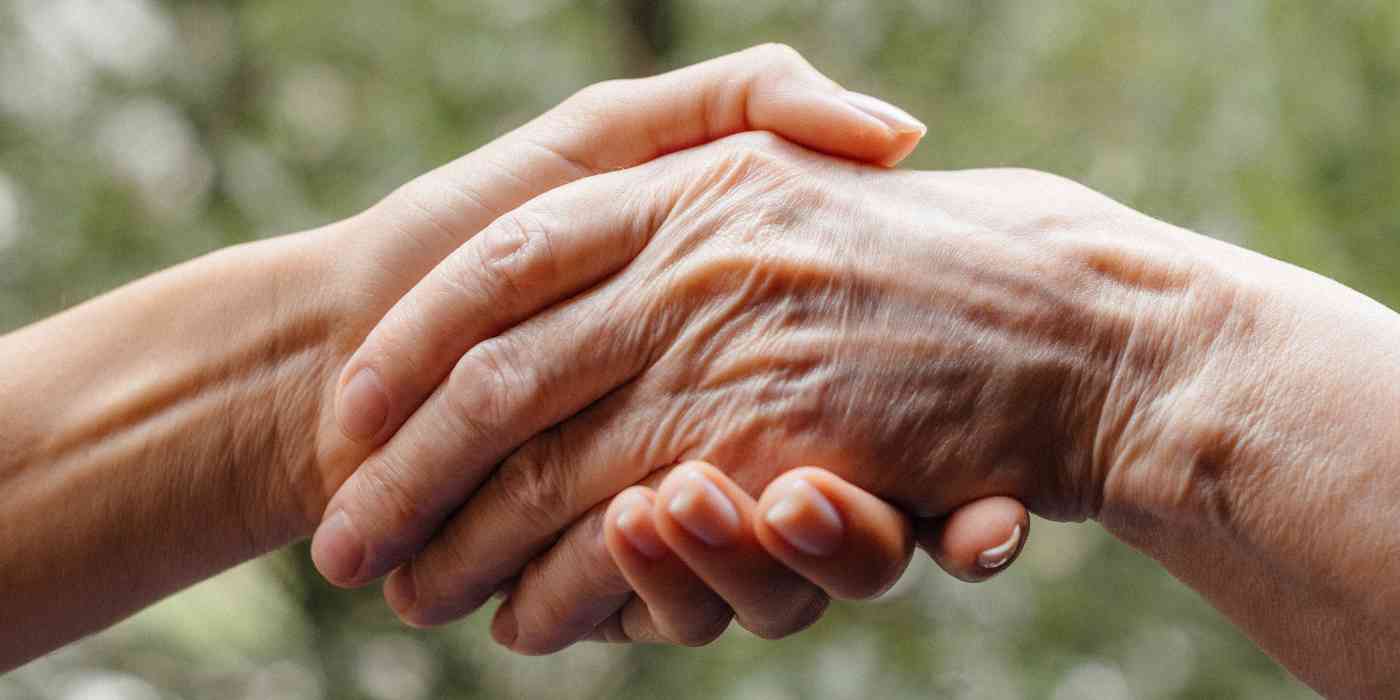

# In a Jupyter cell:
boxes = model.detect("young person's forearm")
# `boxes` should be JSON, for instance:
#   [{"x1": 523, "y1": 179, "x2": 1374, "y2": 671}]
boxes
[{"x1": 0, "y1": 229, "x2": 349, "y2": 671}]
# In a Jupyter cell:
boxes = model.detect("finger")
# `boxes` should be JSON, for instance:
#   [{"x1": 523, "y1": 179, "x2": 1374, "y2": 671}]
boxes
[
  {"x1": 585, "y1": 597, "x2": 676, "y2": 645},
  {"x1": 486, "y1": 484, "x2": 734, "y2": 653},
  {"x1": 481, "y1": 501, "x2": 637, "y2": 655},
  {"x1": 916, "y1": 496, "x2": 1028, "y2": 583},
  {"x1": 384, "y1": 367, "x2": 651, "y2": 624},
  {"x1": 340, "y1": 135, "x2": 826, "y2": 597},
  {"x1": 603, "y1": 488, "x2": 733, "y2": 647},
  {"x1": 652, "y1": 462, "x2": 830, "y2": 641},
  {"x1": 319, "y1": 44, "x2": 929, "y2": 587},
  {"x1": 337, "y1": 42, "x2": 925, "y2": 447},
  {"x1": 312, "y1": 163, "x2": 664, "y2": 587},
  {"x1": 380, "y1": 238, "x2": 777, "y2": 621},
  {"x1": 752, "y1": 467, "x2": 914, "y2": 600},
  {"x1": 476, "y1": 473, "x2": 694, "y2": 652},
  {"x1": 386, "y1": 468, "x2": 672, "y2": 639}
]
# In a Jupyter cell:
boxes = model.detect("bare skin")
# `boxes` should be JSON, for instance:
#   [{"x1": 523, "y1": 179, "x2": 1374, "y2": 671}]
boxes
[
  {"x1": 4, "y1": 42, "x2": 1397, "y2": 698},
  {"x1": 0, "y1": 46, "x2": 1022, "y2": 672},
  {"x1": 332, "y1": 132, "x2": 1400, "y2": 695},
  {"x1": 585, "y1": 463, "x2": 1025, "y2": 646}
]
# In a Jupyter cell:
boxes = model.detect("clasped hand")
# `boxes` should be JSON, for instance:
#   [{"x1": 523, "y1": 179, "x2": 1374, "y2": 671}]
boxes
[{"x1": 303, "y1": 45, "x2": 1161, "y2": 653}]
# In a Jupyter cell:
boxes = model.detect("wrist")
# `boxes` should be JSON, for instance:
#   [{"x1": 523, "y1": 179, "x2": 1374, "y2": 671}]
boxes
[
  {"x1": 1001, "y1": 201, "x2": 1280, "y2": 532},
  {"x1": 1090, "y1": 224, "x2": 1400, "y2": 545},
  {"x1": 264, "y1": 214, "x2": 398, "y2": 541},
  {"x1": 280, "y1": 203, "x2": 452, "y2": 538},
  {"x1": 0, "y1": 229, "x2": 370, "y2": 667},
  {"x1": 1084, "y1": 222, "x2": 1262, "y2": 533},
  {"x1": 189, "y1": 229, "x2": 364, "y2": 549},
  {"x1": 1085, "y1": 230, "x2": 1400, "y2": 695}
]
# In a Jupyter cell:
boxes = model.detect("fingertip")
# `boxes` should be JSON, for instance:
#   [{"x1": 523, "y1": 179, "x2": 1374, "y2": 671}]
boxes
[
  {"x1": 976, "y1": 522, "x2": 1023, "y2": 571},
  {"x1": 761, "y1": 478, "x2": 844, "y2": 557},
  {"x1": 755, "y1": 467, "x2": 914, "y2": 601},
  {"x1": 310, "y1": 510, "x2": 366, "y2": 587},
  {"x1": 337, "y1": 365, "x2": 389, "y2": 443},
  {"x1": 878, "y1": 129, "x2": 925, "y2": 168},
  {"x1": 588, "y1": 609, "x2": 633, "y2": 644},
  {"x1": 658, "y1": 462, "x2": 742, "y2": 548},
  {"x1": 921, "y1": 496, "x2": 1029, "y2": 583},
  {"x1": 384, "y1": 565, "x2": 417, "y2": 619},
  {"x1": 837, "y1": 91, "x2": 927, "y2": 138},
  {"x1": 492, "y1": 600, "x2": 520, "y2": 650},
  {"x1": 748, "y1": 81, "x2": 922, "y2": 168},
  {"x1": 608, "y1": 488, "x2": 668, "y2": 561}
]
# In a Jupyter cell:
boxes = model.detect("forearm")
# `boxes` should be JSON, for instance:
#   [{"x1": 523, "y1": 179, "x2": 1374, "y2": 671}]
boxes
[
  {"x1": 1095, "y1": 226, "x2": 1400, "y2": 697},
  {"x1": 0, "y1": 230, "x2": 348, "y2": 670}
]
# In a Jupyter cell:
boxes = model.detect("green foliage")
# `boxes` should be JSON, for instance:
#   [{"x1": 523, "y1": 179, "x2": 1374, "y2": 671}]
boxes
[{"x1": 8, "y1": 0, "x2": 1392, "y2": 697}]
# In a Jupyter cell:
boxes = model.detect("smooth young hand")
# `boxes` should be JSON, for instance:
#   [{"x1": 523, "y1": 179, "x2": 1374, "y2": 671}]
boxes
[{"x1": 586, "y1": 462, "x2": 1027, "y2": 646}]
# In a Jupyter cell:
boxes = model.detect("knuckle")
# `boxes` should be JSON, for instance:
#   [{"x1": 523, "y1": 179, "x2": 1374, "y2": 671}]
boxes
[
  {"x1": 689, "y1": 134, "x2": 798, "y2": 198},
  {"x1": 471, "y1": 207, "x2": 559, "y2": 299},
  {"x1": 749, "y1": 42, "x2": 807, "y2": 72},
  {"x1": 567, "y1": 79, "x2": 625, "y2": 112},
  {"x1": 388, "y1": 171, "x2": 504, "y2": 235},
  {"x1": 496, "y1": 430, "x2": 575, "y2": 529},
  {"x1": 357, "y1": 457, "x2": 426, "y2": 536},
  {"x1": 444, "y1": 336, "x2": 535, "y2": 438},
  {"x1": 559, "y1": 511, "x2": 628, "y2": 596},
  {"x1": 512, "y1": 590, "x2": 571, "y2": 654},
  {"x1": 719, "y1": 130, "x2": 789, "y2": 159}
]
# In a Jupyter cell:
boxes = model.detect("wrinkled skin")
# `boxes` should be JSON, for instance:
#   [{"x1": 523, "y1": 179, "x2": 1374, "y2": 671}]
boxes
[
  {"x1": 0, "y1": 44, "x2": 1033, "y2": 673},
  {"x1": 10, "y1": 38, "x2": 1400, "y2": 695},
  {"x1": 365, "y1": 133, "x2": 1199, "y2": 642},
  {"x1": 318, "y1": 95, "x2": 1400, "y2": 697}
]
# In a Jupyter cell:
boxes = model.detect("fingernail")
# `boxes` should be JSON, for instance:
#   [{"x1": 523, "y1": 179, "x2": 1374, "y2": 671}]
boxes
[
  {"x1": 668, "y1": 466, "x2": 740, "y2": 547},
  {"x1": 840, "y1": 91, "x2": 927, "y2": 136},
  {"x1": 617, "y1": 499, "x2": 667, "y2": 560},
  {"x1": 338, "y1": 367, "x2": 388, "y2": 442},
  {"x1": 385, "y1": 566, "x2": 417, "y2": 615},
  {"x1": 977, "y1": 524, "x2": 1023, "y2": 570},
  {"x1": 310, "y1": 511, "x2": 365, "y2": 585},
  {"x1": 764, "y1": 479, "x2": 844, "y2": 556},
  {"x1": 493, "y1": 604, "x2": 519, "y2": 648}
]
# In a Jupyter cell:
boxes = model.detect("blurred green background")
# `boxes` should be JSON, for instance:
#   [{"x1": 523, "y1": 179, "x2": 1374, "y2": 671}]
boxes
[{"x1": 5, "y1": 0, "x2": 1396, "y2": 697}]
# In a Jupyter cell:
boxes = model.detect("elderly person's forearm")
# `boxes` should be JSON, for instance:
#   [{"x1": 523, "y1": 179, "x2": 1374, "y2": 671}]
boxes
[{"x1": 1093, "y1": 231, "x2": 1400, "y2": 697}]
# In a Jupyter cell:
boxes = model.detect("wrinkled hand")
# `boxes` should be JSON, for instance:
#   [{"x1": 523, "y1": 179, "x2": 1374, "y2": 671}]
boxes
[
  {"x1": 325, "y1": 128, "x2": 1183, "y2": 652},
  {"x1": 300, "y1": 44, "x2": 931, "y2": 541},
  {"x1": 306, "y1": 42, "x2": 1038, "y2": 644}
]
